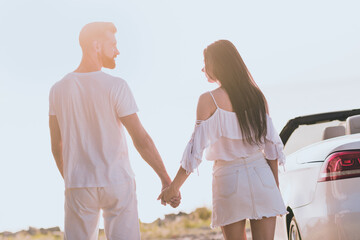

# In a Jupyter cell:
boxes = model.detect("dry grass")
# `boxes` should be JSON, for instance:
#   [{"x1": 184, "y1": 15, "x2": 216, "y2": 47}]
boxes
[
  {"x1": 0, "y1": 207, "x2": 252, "y2": 240},
  {"x1": 140, "y1": 207, "x2": 221, "y2": 239}
]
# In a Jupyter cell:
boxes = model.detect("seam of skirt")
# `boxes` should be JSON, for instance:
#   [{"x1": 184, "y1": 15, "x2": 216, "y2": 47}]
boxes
[
  {"x1": 244, "y1": 161, "x2": 257, "y2": 219},
  {"x1": 210, "y1": 210, "x2": 288, "y2": 228}
]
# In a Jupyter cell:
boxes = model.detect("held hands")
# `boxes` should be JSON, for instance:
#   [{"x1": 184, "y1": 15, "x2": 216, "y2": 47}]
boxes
[
  {"x1": 158, "y1": 184, "x2": 181, "y2": 208},
  {"x1": 158, "y1": 167, "x2": 188, "y2": 208}
]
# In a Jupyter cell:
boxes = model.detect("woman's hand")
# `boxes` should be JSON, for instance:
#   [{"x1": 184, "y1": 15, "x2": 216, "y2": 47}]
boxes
[
  {"x1": 158, "y1": 166, "x2": 189, "y2": 207},
  {"x1": 158, "y1": 185, "x2": 181, "y2": 207},
  {"x1": 169, "y1": 192, "x2": 182, "y2": 208}
]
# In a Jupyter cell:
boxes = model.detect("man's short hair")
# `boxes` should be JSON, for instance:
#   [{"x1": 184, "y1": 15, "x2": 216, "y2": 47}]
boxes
[{"x1": 79, "y1": 22, "x2": 117, "y2": 50}]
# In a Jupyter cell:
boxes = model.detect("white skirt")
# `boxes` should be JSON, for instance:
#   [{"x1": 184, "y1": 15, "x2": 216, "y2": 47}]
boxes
[{"x1": 211, "y1": 152, "x2": 287, "y2": 228}]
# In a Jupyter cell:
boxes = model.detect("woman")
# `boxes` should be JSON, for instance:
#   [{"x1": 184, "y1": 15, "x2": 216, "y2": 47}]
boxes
[{"x1": 158, "y1": 40, "x2": 287, "y2": 240}]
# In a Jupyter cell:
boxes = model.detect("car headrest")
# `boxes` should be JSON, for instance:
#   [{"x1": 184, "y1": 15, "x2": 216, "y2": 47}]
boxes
[
  {"x1": 346, "y1": 115, "x2": 360, "y2": 134},
  {"x1": 323, "y1": 126, "x2": 345, "y2": 140}
]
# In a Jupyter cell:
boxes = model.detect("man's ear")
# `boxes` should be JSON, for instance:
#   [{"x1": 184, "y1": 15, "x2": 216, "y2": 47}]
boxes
[{"x1": 93, "y1": 40, "x2": 101, "y2": 53}]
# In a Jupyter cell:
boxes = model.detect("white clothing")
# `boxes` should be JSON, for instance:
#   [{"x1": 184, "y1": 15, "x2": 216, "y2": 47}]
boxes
[
  {"x1": 64, "y1": 178, "x2": 140, "y2": 240},
  {"x1": 180, "y1": 92, "x2": 285, "y2": 174},
  {"x1": 211, "y1": 152, "x2": 287, "y2": 228},
  {"x1": 180, "y1": 91, "x2": 287, "y2": 227},
  {"x1": 49, "y1": 71, "x2": 138, "y2": 188}
]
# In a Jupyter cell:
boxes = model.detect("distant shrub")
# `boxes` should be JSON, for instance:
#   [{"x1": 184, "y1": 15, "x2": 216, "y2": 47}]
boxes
[
  {"x1": 183, "y1": 218, "x2": 201, "y2": 229},
  {"x1": 194, "y1": 207, "x2": 212, "y2": 221}
]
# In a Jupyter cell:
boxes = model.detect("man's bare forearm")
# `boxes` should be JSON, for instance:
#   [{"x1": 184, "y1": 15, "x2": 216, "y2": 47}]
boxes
[
  {"x1": 120, "y1": 114, "x2": 171, "y2": 186},
  {"x1": 133, "y1": 134, "x2": 171, "y2": 185}
]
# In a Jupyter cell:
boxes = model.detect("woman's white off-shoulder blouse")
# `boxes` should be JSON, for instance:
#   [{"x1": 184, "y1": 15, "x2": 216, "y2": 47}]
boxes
[{"x1": 180, "y1": 107, "x2": 285, "y2": 174}]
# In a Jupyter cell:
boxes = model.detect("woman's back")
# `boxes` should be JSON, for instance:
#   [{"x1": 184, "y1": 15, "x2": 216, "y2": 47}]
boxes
[
  {"x1": 180, "y1": 87, "x2": 285, "y2": 174},
  {"x1": 196, "y1": 89, "x2": 263, "y2": 161}
]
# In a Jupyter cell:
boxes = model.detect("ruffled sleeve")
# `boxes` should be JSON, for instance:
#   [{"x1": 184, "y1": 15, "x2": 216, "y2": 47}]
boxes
[
  {"x1": 264, "y1": 116, "x2": 286, "y2": 166},
  {"x1": 180, "y1": 112, "x2": 224, "y2": 174}
]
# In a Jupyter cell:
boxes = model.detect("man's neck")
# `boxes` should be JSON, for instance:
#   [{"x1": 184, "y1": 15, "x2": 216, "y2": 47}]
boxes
[{"x1": 74, "y1": 54, "x2": 102, "y2": 73}]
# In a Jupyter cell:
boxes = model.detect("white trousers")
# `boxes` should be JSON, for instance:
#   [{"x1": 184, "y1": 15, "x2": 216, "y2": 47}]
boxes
[{"x1": 64, "y1": 179, "x2": 140, "y2": 240}]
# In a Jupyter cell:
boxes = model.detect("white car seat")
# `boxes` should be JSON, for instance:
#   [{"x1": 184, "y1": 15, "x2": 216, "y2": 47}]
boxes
[
  {"x1": 322, "y1": 126, "x2": 345, "y2": 140},
  {"x1": 346, "y1": 115, "x2": 360, "y2": 134}
]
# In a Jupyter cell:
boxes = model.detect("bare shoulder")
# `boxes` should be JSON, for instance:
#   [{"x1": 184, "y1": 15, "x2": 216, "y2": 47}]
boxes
[
  {"x1": 198, "y1": 92, "x2": 213, "y2": 106},
  {"x1": 211, "y1": 87, "x2": 230, "y2": 101},
  {"x1": 210, "y1": 87, "x2": 233, "y2": 112},
  {"x1": 196, "y1": 92, "x2": 217, "y2": 121}
]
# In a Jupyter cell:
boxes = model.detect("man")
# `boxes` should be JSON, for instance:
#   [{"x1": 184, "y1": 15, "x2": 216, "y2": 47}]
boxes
[{"x1": 49, "y1": 22, "x2": 179, "y2": 240}]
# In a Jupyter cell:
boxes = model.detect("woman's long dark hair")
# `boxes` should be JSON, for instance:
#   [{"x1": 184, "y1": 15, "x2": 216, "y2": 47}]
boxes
[{"x1": 204, "y1": 40, "x2": 268, "y2": 145}]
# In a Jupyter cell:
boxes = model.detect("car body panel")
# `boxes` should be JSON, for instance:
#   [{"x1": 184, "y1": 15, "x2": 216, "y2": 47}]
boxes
[
  {"x1": 280, "y1": 162, "x2": 322, "y2": 208},
  {"x1": 275, "y1": 215, "x2": 288, "y2": 239},
  {"x1": 295, "y1": 134, "x2": 360, "y2": 164},
  {"x1": 293, "y1": 178, "x2": 360, "y2": 239}
]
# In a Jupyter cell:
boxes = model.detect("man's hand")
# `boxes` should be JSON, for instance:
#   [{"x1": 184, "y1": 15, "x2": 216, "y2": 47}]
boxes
[
  {"x1": 158, "y1": 185, "x2": 181, "y2": 208},
  {"x1": 160, "y1": 182, "x2": 171, "y2": 206}
]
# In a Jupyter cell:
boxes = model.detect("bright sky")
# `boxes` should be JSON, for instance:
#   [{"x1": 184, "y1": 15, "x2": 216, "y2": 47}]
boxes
[{"x1": 1, "y1": 0, "x2": 360, "y2": 233}]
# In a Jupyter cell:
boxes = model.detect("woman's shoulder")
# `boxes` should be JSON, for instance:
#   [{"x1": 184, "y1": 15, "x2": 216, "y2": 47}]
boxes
[
  {"x1": 197, "y1": 91, "x2": 218, "y2": 121},
  {"x1": 198, "y1": 91, "x2": 213, "y2": 105},
  {"x1": 210, "y1": 88, "x2": 233, "y2": 112},
  {"x1": 198, "y1": 88, "x2": 224, "y2": 102}
]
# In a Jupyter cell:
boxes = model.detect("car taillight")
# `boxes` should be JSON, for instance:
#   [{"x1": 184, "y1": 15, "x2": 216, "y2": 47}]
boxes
[{"x1": 318, "y1": 151, "x2": 360, "y2": 182}]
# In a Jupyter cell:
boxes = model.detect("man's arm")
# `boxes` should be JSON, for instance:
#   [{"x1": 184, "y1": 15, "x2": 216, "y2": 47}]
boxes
[
  {"x1": 120, "y1": 113, "x2": 172, "y2": 189},
  {"x1": 49, "y1": 115, "x2": 64, "y2": 179}
]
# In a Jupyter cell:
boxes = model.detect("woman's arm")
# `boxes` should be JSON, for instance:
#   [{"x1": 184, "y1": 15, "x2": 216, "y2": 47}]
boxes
[
  {"x1": 158, "y1": 92, "x2": 217, "y2": 204},
  {"x1": 266, "y1": 159, "x2": 279, "y2": 187}
]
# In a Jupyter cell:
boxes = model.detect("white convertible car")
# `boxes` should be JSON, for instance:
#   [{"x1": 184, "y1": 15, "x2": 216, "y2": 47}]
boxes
[{"x1": 274, "y1": 109, "x2": 360, "y2": 240}]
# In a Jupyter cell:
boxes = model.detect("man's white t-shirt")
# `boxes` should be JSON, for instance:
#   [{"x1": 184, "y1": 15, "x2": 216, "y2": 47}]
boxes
[{"x1": 49, "y1": 71, "x2": 138, "y2": 188}]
